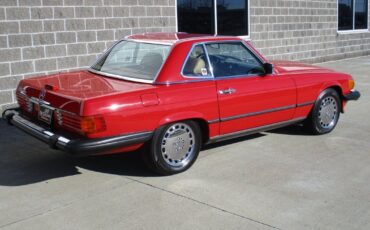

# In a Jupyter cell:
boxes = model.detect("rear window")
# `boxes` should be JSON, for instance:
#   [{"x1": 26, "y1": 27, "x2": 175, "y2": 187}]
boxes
[{"x1": 91, "y1": 41, "x2": 171, "y2": 81}]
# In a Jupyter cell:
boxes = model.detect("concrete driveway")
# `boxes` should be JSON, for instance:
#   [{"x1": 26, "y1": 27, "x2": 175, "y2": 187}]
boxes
[{"x1": 0, "y1": 56, "x2": 369, "y2": 230}]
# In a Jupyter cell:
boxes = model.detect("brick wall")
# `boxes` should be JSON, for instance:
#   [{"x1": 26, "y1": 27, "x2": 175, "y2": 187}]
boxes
[
  {"x1": 1, "y1": 0, "x2": 370, "y2": 113},
  {"x1": 249, "y1": 0, "x2": 370, "y2": 63},
  {"x1": 0, "y1": 0, "x2": 176, "y2": 113}
]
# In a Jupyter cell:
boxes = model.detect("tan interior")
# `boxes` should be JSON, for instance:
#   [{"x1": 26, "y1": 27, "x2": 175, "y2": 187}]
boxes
[
  {"x1": 184, "y1": 46, "x2": 207, "y2": 76},
  {"x1": 186, "y1": 57, "x2": 206, "y2": 75}
]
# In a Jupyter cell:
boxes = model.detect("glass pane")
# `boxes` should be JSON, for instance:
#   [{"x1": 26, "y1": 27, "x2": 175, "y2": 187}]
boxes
[
  {"x1": 177, "y1": 0, "x2": 215, "y2": 34},
  {"x1": 355, "y1": 0, "x2": 368, "y2": 29},
  {"x1": 92, "y1": 41, "x2": 171, "y2": 81},
  {"x1": 205, "y1": 42, "x2": 264, "y2": 77},
  {"x1": 338, "y1": 0, "x2": 354, "y2": 30},
  {"x1": 182, "y1": 45, "x2": 211, "y2": 77},
  {"x1": 217, "y1": 0, "x2": 249, "y2": 35}
]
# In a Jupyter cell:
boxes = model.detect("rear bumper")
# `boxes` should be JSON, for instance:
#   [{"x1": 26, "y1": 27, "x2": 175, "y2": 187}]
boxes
[
  {"x1": 3, "y1": 110, "x2": 153, "y2": 156},
  {"x1": 344, "y1": 90, "x2": 361, "y2": 101}
]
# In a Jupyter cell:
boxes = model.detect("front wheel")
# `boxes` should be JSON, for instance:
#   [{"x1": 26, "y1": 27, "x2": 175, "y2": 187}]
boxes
[
  {"x1": 304, "y1": 88, "x2": 341, "y2": 135},
  {"x1": 142, "y1": 121, "x2": 201, "y2": 175}
]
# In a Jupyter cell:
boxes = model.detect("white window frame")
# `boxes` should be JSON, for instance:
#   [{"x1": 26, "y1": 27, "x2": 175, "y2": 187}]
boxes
[
  {"x1": 175, "y1": 0, "x2": 251, "y2": 39},
  {"x1": 337, "y1": 0, "x2": 369, "y2": 34}
]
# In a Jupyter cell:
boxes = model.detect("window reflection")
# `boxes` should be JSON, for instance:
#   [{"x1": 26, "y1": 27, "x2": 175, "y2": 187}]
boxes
[
  {"x1": 177, "y1": 0, "x2": 215, "y2": 34},
  {"x1": 177, "y1": 0, "x2": 249, "y2": 36},
  {"x1": 217, "y1": 0, "x2": 248, "y2": 35},
  {"x1": 339, "y1": 0, "x2": 368, "y2": 31},
  {"x1": 339, "y1": 0, "x2": 354, "y2": 30},
  {"x1": 355, "y1": 0, "x2": 368, "y2": 29}
]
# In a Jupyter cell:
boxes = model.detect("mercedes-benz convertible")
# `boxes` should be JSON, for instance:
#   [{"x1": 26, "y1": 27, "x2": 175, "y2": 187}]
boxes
[{"x1": 3, "y1": 33, "x2": 360, "y2": 175}]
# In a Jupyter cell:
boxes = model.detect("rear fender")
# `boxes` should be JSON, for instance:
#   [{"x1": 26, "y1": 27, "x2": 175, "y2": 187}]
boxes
[{"x1": 158, "y1": 111, "x2": 208, "y2": 127}]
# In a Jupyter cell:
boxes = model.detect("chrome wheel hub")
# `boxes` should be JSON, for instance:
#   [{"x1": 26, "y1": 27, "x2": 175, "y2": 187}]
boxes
[
  {"x1": 161, "y1": 123, "x2": 195, "y2": 167},
  {"x1": 318, "y1": 96, "x2": 338, "y2": 129}
]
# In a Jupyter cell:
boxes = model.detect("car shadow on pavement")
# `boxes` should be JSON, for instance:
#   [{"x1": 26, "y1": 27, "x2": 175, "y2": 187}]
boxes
[
  {"x1": 266, "y1": 124, "x2": 312, "y2": 136},
  {"x1": 0, "y1": 120, "x2": 80, "y2": 186},
  {"x1": 75, "y1": 151, "x2": 157, "y2": 178},
  {"x1": 0, "y1": 120, "x2": 158, "y2": 186},
  {"x1": 203, "y1": 133, "x2": 266, "y2": 150},
  {"x1": 0, "y1": 120, "x2": 309, "y2": 186}
]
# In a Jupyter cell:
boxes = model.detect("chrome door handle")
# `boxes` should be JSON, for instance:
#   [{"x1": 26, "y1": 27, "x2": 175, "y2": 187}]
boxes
[{"x1": 218, "y1": 88, "x2": 236, "y2": 95}]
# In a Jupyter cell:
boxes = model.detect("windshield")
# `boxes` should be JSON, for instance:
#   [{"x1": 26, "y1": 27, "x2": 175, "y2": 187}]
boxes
[{"x1": 91, "y1": 41, "x2": 171, "y2": 81}]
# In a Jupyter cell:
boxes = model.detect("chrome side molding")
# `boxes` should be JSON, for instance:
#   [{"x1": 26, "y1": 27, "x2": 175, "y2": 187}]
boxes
[{"x1": 207, "y1": 117, "x2": 306, "y2": 144}]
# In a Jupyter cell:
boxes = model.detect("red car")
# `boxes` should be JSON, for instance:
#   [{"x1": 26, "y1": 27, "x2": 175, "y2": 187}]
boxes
[{"x1": 3, "y1": 33, "x2": 360, "y2": 175}]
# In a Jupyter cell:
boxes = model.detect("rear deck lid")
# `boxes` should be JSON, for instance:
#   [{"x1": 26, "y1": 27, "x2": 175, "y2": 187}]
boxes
[{"x1": 18, "y1": 70, "x2": 154, "y2": 115}]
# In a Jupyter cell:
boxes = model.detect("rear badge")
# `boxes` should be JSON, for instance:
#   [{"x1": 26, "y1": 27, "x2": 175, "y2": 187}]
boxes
[{"x1": 39, "y1": 88, "x2": 46, "y2": 100}]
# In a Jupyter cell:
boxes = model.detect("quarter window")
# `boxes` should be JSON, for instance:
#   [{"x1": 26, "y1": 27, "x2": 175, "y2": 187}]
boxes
[
  {"x1": 177, "y1": 0, "x2": 249, "y2": 36},
  {"x1": 205, "y1": 42, "x2": 265, "y2": 77},
  {"x1": 338, "y1": 0, "x2": 368, "y2": 30},
  {"x1": 182, "y1": 45, "x2": 211, "y2": 77}
]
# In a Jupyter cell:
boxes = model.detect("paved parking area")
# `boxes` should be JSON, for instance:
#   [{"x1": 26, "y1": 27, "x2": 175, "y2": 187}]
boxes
[{"x1": 0, "y1": 56, "x2": 369, "y2": 230}]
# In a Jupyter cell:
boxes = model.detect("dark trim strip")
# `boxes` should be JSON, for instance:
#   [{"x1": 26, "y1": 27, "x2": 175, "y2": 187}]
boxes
[
  {"x1": 343, "y1": 90, "x2": 360, "y2": 101},
  {"x1": 207, "y1": 117, "x2": 306, "y2": 144},
  {"x1": 297, "y1": 101, "x2": 315, "y2": 107},
  {"x1": 221, "y1": 104, "x2": 296, "y2": 122},
  {"x1": 59, "y1": 132, "x2": 153, "y2": 156},
  {"x1": 208, "y1": 101, "x2": 315, "y2": 124},
  {"x1": 5, "y1": 110, "x2": 153, "y2": 156},
  {"x1": 208, "y1": 119, "x2": 220, "y2": 124}
]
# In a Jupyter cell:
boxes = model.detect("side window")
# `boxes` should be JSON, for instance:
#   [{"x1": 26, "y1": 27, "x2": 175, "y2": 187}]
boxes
[
  {"x1": 182, "y1": 45, "x2": 211, "y2": 77},
  {"x1": 205, "y1": 42, "x2": 265, "y2": 77}
]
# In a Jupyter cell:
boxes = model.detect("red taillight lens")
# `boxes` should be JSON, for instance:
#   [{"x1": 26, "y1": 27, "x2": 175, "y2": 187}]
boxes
[
  {"x1": 80, "y1": 116, "x2": 106, "y2": 134},
  {"x1": 44, "y1": 84, "x2": 59, "y2": 91}
]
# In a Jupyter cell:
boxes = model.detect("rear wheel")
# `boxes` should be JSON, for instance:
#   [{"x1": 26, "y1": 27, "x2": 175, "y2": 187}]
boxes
[
  {"x1": 304, "y1": 88, "x2": 341, "y2": 135},
  {"x1": 142, "y1": 121, "x2": 201, "y2": 175}
]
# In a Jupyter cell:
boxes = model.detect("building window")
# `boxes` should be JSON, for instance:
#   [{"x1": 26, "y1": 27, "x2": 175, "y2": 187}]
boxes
[
  {"x1": 338, "y1": 0, "x2": 368, "y2": 31},
  {"x1": 177, "y1": 0, "x2": 249, "y2": 36}
]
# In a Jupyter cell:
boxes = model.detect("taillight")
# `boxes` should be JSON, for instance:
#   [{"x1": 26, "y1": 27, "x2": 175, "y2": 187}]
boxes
[
  {"x1": 55, "y1": 111, "x2": 107, "y2": 135},
  {"x1": 80, "y1": 116, "x2": 107, "y2": 134},
  {"x1": 44, "y1": 84, "x2": 59, "y2": 91}
]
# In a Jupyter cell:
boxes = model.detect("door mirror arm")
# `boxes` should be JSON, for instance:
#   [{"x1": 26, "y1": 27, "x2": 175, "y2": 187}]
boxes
[{"x1": 263, "y1": 63, "x2": 274, "y2": 75}]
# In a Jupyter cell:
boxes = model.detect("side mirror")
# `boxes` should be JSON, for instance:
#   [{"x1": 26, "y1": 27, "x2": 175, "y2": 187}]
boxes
[{"x1": 263, "y1": 63, "x2": 274, "y2": 75}]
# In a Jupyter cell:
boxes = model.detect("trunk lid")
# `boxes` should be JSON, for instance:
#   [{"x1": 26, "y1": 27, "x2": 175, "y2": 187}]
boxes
[
  {"x1": 18, "y1": 70, "x2": 154, "y2": 114},
  {"x1": 16, "y1": 70, "x2": 155, "y2": 135}
]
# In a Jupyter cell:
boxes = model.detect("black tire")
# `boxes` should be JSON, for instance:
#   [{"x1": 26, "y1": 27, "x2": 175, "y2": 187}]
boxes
[
  {"x1": 304, "y1": 88, "x2": 341, "y2": 135},
  {"x1": 141, "y1": 121, "x2": 201, "y2": 175}
]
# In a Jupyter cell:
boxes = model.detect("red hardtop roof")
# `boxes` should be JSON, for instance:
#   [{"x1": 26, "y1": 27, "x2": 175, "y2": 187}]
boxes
[{"x1": 125, "y1": 32, "x2": 240, "y2": 44}]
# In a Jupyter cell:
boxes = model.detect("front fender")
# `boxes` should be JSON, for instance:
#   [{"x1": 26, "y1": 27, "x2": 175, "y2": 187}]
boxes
[
  {"x1": 318, "y1": 81, "x2": 343, "y2": 96},
  {"x1": 317, "y1": 81, "x2": 347, "y2": 112}
]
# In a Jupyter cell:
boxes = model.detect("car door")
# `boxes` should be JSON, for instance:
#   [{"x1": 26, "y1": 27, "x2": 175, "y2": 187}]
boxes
[{"x1": 205, "y1": 42, "x2": 297, "y2": 135}]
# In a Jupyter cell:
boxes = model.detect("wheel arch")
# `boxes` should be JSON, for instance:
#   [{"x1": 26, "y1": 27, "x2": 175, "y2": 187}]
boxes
[
  {"x1": 304, "y1": 85, "x2": 342, "y2": 135},
  {"x1": 319, "y1": 83, "x2": 344, "y2": 112},
  {"x1": 157, "y1": 112, "x2": 210, "y2": 144},
  {"x1": 319, "y1": 81, "x2": 342, "y2": 94}
]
